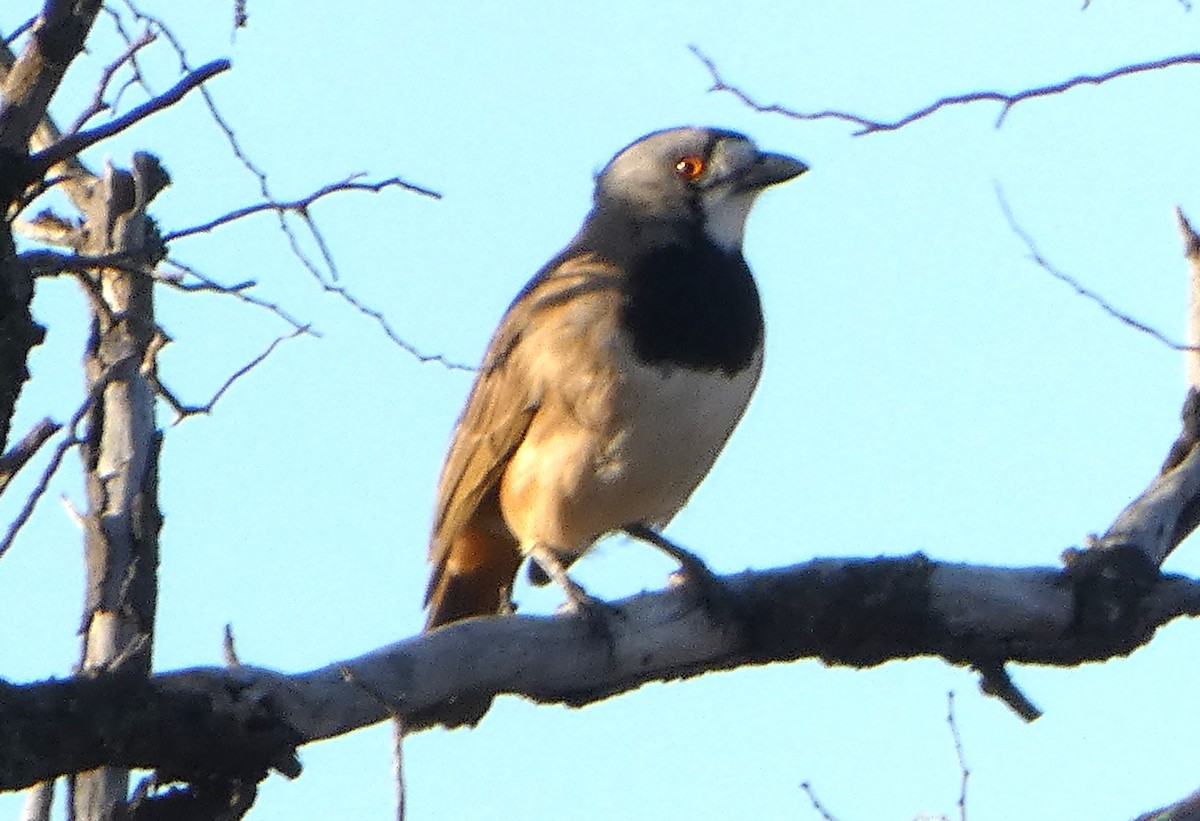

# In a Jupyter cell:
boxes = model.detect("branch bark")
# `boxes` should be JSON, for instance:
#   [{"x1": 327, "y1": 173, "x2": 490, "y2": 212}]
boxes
[
  {"x1": 0, "y1": 4, "x2": 102, "y2": 456},
  {"x1": 1, "y1": 554, "x2": 1197, "y2": 792},
  {"x1": 71, "y1": 153, "x2": 168, "y2": 821},
  {"x1": 0, "y1": 0, "x2": 103, "y2": 154}
]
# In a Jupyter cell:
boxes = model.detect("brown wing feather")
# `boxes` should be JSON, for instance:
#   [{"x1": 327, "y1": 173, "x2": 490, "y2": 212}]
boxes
[{"x1": 423, "y1": 253, "x2": 623, "y2": 628}]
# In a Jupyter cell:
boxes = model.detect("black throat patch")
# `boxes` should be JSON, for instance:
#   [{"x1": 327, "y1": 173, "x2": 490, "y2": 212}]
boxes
[{"x1": 618, "y1": 239, "x2": 763, "y2": 376}]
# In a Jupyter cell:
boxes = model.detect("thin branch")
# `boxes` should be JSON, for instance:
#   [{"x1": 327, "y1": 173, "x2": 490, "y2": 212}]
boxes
[
  {"x1": 0, "y1": 418, "x2": 61, "y2": 495},
  {"x1": 168, "y1": 185, "x2": 465, "y2": 367},
  {"x1": 62, "y1": 27, "x2": 157, "y2": 137},
  {"x1": 119, "y1": 0, "x2": 348, "y2": 285},
  {"x1": 156, "y1": 258, "x2": 314, "y2": 334},
  {"x1": 0, "y1": 360, "x2": 127, "y2": 561},
  {"x1": 1179, "y1": 207, "x2": 1200, "y2": 387},
  {"x1": 157, "y1": 261, "x2": 306, "y2": 330},
  {"x1": 690, "y1": 45, "x2": 1200, "y2": 135},
  {"x1": 161, "y1": 175, "x2": 440, "y2": 242},
  {"x1": 154, "y1": 326, "x2": 313, "y2": 423},
  {"x1": 2, "y1": 17, "x2": 36, "y2": 46},
  {"x1": 233, "y1": 0, "x2": 248, "y2": 35},
  {"x1": 996, "y1": 185, "x2": 1197, "y2": 351},
  {"x1": 98, "y1": 6, "x2": 154, "y2": 98},
  {"x1": 800, "y1": 782, "x2": 840, "y2": 821},
  {"x1": 31, "y1": 59, "x2": 231, "y2": 174},
  {"x1": 110, "y1": 1, "x2": 451, "y2": 370},
  {"x1": 0, "y1": 431, "x2": 81, "y2": 561},
  {"x1": 322, "y1": 281, "x2": 476, "y2": 371},
  {"x1": 947, "y1": 692, "x2": 970, "y2": 821},
  {"x1": 338, "y1": 667, "x2": 406, "y2": 821}
]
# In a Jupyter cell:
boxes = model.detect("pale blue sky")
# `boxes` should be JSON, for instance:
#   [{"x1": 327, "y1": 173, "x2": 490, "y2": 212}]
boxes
[{"x1": 3, "y1": 2, "x2": 1200, "y2": 819}]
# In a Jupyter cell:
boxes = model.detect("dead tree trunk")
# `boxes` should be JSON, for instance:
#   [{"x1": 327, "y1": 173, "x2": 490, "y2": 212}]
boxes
[{"x1": 70, "y1": 154, "x2": 168, "y2": 821}]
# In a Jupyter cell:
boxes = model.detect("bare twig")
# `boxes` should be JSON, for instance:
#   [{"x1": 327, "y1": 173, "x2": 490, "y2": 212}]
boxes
[
  {"x1": 0, "y1": 431, "x2": 81, "y2": 561},
  {"x1": 233, "y1": 0, "x2": 249, "y2": 34},
  {"x1": 0, "y1": 359, "x2": 127, "y2": 561},
  {"x1": 157, "y1": 258, "x2": 315, "y2": 334},
  {"x1": 799, "y1": 782, "x2": 840, "y2": 821},
  {"x1": 2, "y1": 17, "x2": 36, "y2": 46},
  {"x1": 691, "y1": 45, "x2": 1200, "y2": 135},
  {"x1": 98, "y1": 6, "x2": 154, "y2": 98},
  {"x1": 1179, "y1": 208, "x2": 1200, "y2": 386},
  {"x1": 119, "y1": 0, "x2": 350, "y2": 285},
  {"x1": 947, "y1": 692, "x2": 970, "y2": 821},
  {"x1": 31, "y1": 58, "x2": 231, "y2": 174},
  {"x1": 111, "y1": 3, "x2": 452, "y2": 368},
  {"x1": 223, "y1": 624, "x2": 241, "y2": 667},
  {"x1": 997, "y1": 186, "x2": 1196, "y2": 351},
  {"x1": 323, "y1": 281, "x2": 476, "y2": 371},
  {"x1": 154, "y1": 326, "x2": 313, "y2": 423},
  {"x1": 62, "y1": 27, "x2": 156, "y2": 137},
  {"x1": 162, "y1": 175, "x2": 440, "y2": 242},
  {"x1": 339, "y1": 666, "x2": 407, "y2": 821},
  {"x1": 0, "y1": 418, "x2": 62, "y2": 494}
]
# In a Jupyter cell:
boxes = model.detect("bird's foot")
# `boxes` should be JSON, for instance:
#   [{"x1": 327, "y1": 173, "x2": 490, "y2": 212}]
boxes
[
  {"x1": 530, "y1": 545, "x2": 623, "y2": 646},
  {"x1": 624, "y1": 524, "x2": 744, "y2": 630},
  {"x1": 554, "y1": 576, "x2": 624, "y2": 655}
]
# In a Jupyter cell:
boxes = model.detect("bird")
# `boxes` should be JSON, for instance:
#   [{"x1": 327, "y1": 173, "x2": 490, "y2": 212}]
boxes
[{"x1": 424, "y1": 126, "x2": 807, "y2": 635}]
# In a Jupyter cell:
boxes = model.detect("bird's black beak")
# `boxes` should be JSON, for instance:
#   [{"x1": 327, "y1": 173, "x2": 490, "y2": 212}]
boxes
[{"x1": 737, "y1": 151, "x2": 809, "y2": 191}]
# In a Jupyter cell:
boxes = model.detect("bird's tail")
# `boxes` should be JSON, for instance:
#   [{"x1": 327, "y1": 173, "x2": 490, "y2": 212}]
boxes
[{"x1": 425, "y1": 522, "x2": 522, "y2": 630}]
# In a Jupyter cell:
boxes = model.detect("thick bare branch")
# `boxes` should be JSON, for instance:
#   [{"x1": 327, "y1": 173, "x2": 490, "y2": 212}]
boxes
[
  {"x1": 0, "y1": 36, "x2": 95, "y2": 209},
  {"x1": 691, "y1": 45, "x2": 1200, "y2": 135},
  {"x1": 71, "y1": 154, "x2": 168, "y2": 819},
  {"x1": 30, "y1": 58, "x2": 230, "y2": 175},
  {"x1": 1133, "y1": 790, "x2": 1200, "y2": 821},
  {"x1": 0, "y1": 0, "x2": 103, "y2": 153},
  {"x1": 1066, "y1": 217, "x2": 1200, "y2": 570},
  {"x1": 19, "y1": 781, "x2": 53, "y2": 821},
  {"x1": 22, "y1": 248, "x2": 150, "y2": 277},
  {"x1": 0, "y1": 554, "x2": 1195, "y2": 791}
]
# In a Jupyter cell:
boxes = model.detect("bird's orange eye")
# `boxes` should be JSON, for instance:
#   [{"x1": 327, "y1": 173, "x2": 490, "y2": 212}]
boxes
[{"x1": 674, "y1": 155, "x2": 706, "y2": 181}]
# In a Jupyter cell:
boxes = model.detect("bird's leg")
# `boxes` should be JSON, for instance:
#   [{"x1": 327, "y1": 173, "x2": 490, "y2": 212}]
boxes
[
  {"x1": 623, "y1": 524, "x2": 741, "y2": 627},
  {"x1": 623, "y1": 523, "x2": 718, "y2": 585},
  {"x1": 527, "y1": 543, "x2": 622, "y2": 621}
]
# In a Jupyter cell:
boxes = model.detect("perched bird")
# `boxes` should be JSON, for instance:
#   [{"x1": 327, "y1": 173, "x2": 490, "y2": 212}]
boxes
[{"x1": 424, "y1": 126, "x2": 807, "y2": 632}]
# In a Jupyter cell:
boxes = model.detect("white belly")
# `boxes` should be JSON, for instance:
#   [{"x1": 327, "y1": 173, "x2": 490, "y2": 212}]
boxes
[{"x1": 500, "y1": 341, "x2": 762, "y2": 556}]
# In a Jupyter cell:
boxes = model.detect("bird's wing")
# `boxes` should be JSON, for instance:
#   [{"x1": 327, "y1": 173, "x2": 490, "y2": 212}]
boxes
[{"x1": 425, "y1": 252, "x2": 623, "y2": 605}]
